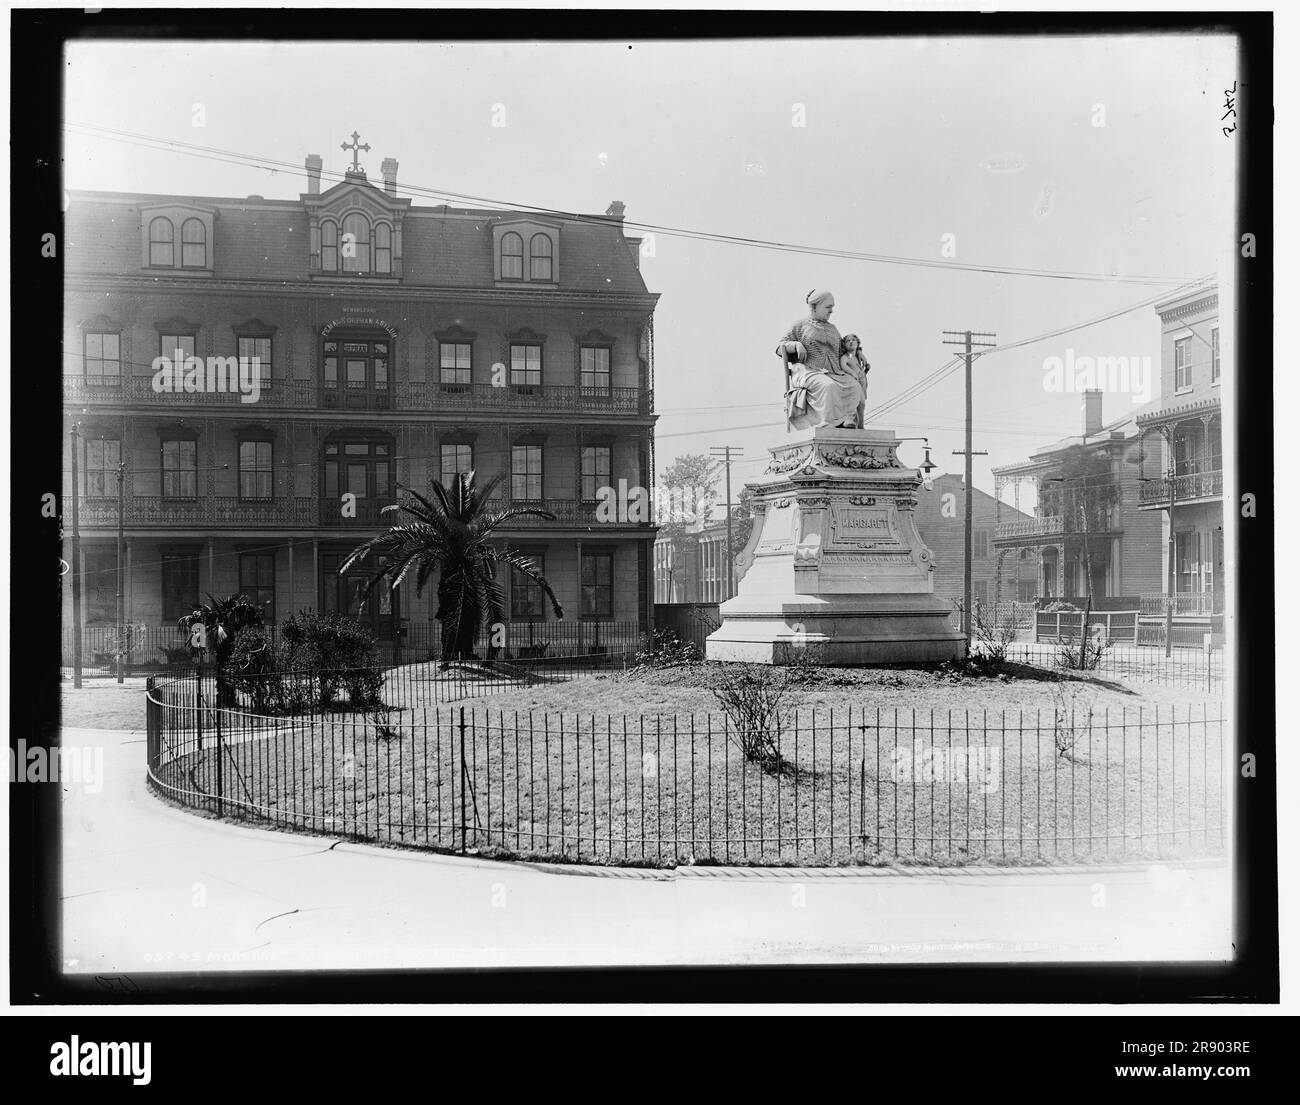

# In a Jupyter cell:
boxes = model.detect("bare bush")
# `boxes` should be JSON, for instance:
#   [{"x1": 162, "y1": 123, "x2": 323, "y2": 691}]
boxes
[
  {"x1": 970, "y1": 604, "x2": 1020, "y2": 675},
  {"x1": 710, "y1": 663, "x2": 794, "y2": 772},
  {"x1": 1049, "y1": 680, "x2": 1095, "y2": 763}
]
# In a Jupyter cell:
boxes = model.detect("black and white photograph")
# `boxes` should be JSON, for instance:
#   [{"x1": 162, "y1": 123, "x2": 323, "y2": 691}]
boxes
[{"x1": 7, "y1": 4, "x2": 1284, "y2": 1048}]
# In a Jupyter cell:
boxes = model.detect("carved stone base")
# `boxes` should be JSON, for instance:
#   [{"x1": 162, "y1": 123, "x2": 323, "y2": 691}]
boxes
[{"x1": 705, "y1": 427, "x2": 964, "y2": 666}]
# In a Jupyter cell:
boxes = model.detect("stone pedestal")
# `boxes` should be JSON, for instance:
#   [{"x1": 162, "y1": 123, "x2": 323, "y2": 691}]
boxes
[{"x1": 706, "y1": 428, "x2": 964, "y2": 665}]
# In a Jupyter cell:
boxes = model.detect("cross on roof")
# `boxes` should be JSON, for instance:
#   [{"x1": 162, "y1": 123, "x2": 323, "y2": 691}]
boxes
[{"x1": 341, "y1": 131, "x2": 371, "y2": 173}]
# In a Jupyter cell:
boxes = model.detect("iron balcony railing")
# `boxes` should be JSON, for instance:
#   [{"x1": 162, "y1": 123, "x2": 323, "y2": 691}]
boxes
[
  {"x1": 64, "y1": 375, "x2": 652, "y2": 415},
  {"x1": 995, "y1": 515, "x2": 1065, "y2": 539},
  {"x1": 80, "y1": 495, "x2": 318, "y2": 528},
  {"x1": 1139, "y1": 469, "x2": 1224, "y2": 505},
  {"x1": 75, "y1": 493, "x2": 655, "y2": 530},
  {"x1": 1139, "y1": 591, "x2": 1224, "y2": 617}
]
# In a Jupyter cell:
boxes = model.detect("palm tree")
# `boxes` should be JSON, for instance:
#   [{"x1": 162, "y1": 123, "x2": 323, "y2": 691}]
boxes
[
  {"x1": 177, "y1": 593, "x2": 266, "y2": 705},
  {"x1": 340, "y1": 471, "x2": 563, "y2": 662}
]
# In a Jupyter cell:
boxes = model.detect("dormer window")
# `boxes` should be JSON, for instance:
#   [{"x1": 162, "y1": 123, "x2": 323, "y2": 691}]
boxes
[
  {"x1": 304, "y1": 174, "x2": 408, "y2": 279},
  {"x1": 321, "y1": 220, "x2": 339, "y2": 272},
  {"x1": 317, "y1": 212, "x2": 393, "y2": 276},
  {"x1": 181, "y1": 218, "x2": 207, "y2": 267},
  {"x1": 149, "y1": 218, "x2": 175, "y2": 266},
  {"x1": 141, "y1": 204, "x2": 215, "y2": 273},
  {"x1": 342, "y1": 213, "x2": 371, "y2": 273},
  {"x1": 501, "y1": 232, "x2": 524, "y2": 280},
  {"x1": 529, "y1": 234, "x2": 553, "y2": 281},
  {"x1": 493, "y1": 220, "x2": 560, "y2": 284}
]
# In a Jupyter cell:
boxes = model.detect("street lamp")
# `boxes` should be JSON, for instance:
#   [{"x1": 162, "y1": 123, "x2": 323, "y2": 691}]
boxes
[{"x1": 896, "y1": 437, "x2": 936, "y2": 477}]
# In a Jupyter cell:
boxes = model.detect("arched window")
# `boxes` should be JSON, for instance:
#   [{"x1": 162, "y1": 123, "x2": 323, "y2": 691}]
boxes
[
  {"x1": 320, "y1": 220, "x2": 338, "y2": 272},
  {"x1": 501, "y1": 232, "x2": 523, "y2": 280},
  {"x1": 149, "y1": 217, "x2": 175, "y2": 267},
  {"x1": 341, "y1": 213, "x2": 371, "y2": 273},
  {"x1": 374, "y1": 222, "x2": 392, "y2": 274},
  {"x1": 529, "y1": 234, "x2": 553, "y2": 281},
  {"x1": 180, "y1": 218, "x2": 207, "y2": 267}
]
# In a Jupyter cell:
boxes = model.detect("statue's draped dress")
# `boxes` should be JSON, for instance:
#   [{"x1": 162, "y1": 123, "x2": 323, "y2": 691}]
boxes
[{"x1": 777, "y1": 316, "x2": 866, "y2": 430}]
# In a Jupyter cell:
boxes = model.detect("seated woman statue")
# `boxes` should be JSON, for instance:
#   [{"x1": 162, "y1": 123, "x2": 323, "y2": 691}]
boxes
[{"x1": 776, "y1": 288, "x2": 867, "y2": 430}]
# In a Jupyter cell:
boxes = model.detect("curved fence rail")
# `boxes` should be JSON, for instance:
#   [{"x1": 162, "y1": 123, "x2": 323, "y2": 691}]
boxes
[{"x1": 147, "y1": 670, "x2": 1227, "y2": 867}]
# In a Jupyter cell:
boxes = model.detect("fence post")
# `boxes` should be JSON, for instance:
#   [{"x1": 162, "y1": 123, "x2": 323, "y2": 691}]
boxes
[
  {"x1": 196, "y1": 658, "x2": 203, "y2": 753},
  {"x1": 458, "y1": 705, "x2": 468, "y2": 853},
  {"x1": 215, "y1": 672, "x2": 224, "y2": 818}
]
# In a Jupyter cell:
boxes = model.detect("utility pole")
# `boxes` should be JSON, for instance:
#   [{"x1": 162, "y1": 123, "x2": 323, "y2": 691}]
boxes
[
  {"x1": 942, "y1": 330, "x2": 997, "y2": 656},
  {"x1": 69, "y1": 427, "x2": 83, "y2": 689},
  {"x1": 709, "y1": 446, "x2": 743, "y2": 599}
]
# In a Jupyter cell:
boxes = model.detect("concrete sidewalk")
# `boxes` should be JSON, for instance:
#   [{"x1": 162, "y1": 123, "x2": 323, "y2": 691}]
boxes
[{"x1": 60, "y1": 727, "x2": 1234, "y2": 973}]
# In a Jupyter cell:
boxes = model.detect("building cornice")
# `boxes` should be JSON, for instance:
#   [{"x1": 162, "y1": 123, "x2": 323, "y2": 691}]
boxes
[
  {"x1": 1154, "y1": 288, "x2": 1219, "y2": 321},
  {"x1": 1134, "y1": 394, "x2": 1221, "y2": 427}
]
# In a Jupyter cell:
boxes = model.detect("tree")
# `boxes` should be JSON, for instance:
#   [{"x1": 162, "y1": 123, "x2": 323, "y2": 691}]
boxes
[
  {"x1": 340, "y1": 471, "x2": 563, "y2": 662},
  {"x1": 657, "y1": 453, "x2": 719, "y2": 544},
  {"x1": 177, "y1": 593, "x2": 266, "y2": 706},
  {"x1": 1038, "y1": 445, "x2": 1120, "y2": 600}
]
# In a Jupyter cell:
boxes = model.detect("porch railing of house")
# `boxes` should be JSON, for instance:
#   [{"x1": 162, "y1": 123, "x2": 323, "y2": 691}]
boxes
[
  {"x1": 1139, "y1": 470, "x2": 1224, "y2": 505},
  {"x1": 1034, "y1": 610, "x2": 1140, "y2": 645},
  {"x1": 1139, "y1": 591, "x2": 1224, "y2": 617}
]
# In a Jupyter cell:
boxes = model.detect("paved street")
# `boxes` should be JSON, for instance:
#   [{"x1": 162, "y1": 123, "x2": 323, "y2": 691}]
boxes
[{"x1": 61, "y1": 726, "x2": 1234, "y2": 973}]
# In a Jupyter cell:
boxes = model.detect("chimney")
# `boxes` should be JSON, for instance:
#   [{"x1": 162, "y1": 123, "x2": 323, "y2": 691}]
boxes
[
  {"x1": 381, "y1": 157, "x2": 399, "y2": 196},
  {"x1": 305, "y1": 154, "x2": 322, "y2": 195},
  {"x1": 605, "y1": 200, "x2": 626, "y2": 220},
  {"x1": 1083, "y1": 388, "x2": 1103, "y2": 436}
]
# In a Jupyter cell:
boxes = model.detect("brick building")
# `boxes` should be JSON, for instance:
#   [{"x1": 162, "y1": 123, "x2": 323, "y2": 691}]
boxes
[{"x1": 63, "y1": 147, "x2": 659, "y2": 659}]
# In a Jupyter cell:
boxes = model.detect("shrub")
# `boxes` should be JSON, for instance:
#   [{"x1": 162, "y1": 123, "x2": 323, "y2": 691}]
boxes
[
  {"x1": 278, "y1": 610, "x2": 382, "y2": 709},
  {"x1": 278, "y1": 610, "x2": 380, "y2": 670},
  {"x1": 969, "y1": 605, "x2": 1020, "y2": 675},
  {"x1": 710, "y1": 663, "x2": 793, "y2": 773},
  {"x1": 1055, "y1": 625, "x2": 1113, "y2": 671},
  {"x1": 636, "y1": 627, "x2": 700, "y2": 667},
  {"x1": 227, "y1": 628, "x2": 278, "y2": 712}
]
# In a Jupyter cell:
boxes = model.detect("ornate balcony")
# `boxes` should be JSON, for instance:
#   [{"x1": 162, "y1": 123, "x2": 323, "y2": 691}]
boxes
[
  {"x1": 1139, "y1": 469, "x2": 1223, "y2": 506},
  {"x1": 79, "y1": 495, "x2": 318, "y2": 529},
  {"x1": 64, "y1": 375, "x2": 651, "y2": 415},
  {"x1": 64, "y1": 375, "x2": 316, "y2": 409},
  {"x1": 995, "y1": 515, "x2": 1065, "y2": 540},
  {"x1": 75, "y1": 493, "x2": 654, "y2": 532}
]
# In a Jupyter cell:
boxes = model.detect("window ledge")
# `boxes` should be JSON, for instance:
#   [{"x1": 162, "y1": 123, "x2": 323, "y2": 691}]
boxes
[{"x1": 309, "y1": 273, "x2": 400, "y2": 284}]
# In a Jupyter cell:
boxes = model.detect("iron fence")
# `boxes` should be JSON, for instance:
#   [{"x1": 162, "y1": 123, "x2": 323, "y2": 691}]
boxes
[
  {"x1": 1002, "y1": 642, "x2": 1224, "y2": 691},
  {"x1": 146, "y1": 672, "x2": 1226, "y2": 867}
]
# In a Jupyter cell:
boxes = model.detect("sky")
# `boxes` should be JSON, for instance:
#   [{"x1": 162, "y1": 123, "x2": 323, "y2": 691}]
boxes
[{"x1": 64, "y1": 35, "x2": 1236, "y2": 499}]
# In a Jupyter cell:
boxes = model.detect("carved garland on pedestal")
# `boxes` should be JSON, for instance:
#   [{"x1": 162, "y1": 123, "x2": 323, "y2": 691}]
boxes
[{"x1": 764, "y1": 441, "x2": 902, "y2": 475}]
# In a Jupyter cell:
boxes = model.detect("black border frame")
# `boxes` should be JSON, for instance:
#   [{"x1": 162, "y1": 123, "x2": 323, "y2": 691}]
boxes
[{"x1": 11, "y1": 7, "x2": 1276, "y2": 1008}]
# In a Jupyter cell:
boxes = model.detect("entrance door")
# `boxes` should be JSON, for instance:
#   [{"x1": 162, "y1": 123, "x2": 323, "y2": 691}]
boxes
[{"x1": 320, "y1": 550, "x2": 397, "y2": 641}]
